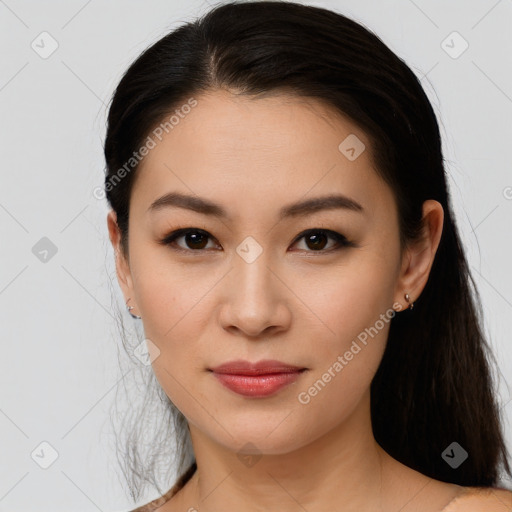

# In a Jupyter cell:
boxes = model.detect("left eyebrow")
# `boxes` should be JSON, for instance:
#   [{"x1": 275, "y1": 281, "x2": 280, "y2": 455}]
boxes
[{"x1": 279, "y1": 194, "x2": 364, "y2": 219}]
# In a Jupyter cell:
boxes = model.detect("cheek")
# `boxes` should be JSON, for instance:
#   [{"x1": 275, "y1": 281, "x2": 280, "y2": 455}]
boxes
[
  {"x1": 293, "y1": 253, "x2": 397, "y2": 343},
  {"x1": 129, "y1": 253, "x2": 217, "y2": 385},
  {"x1": 290, "y1": 253, "x2": 398, "y2": 403},
  {"x1": 130, "y1": 251, "x2": 215, "y2": 340},
  {"x1": 138, "y1": 277, "x2": 212, "y2": 417},
  {"x1": 293, "y1": 268, "x2": 394, "y2": 433},
  {"x1": 135, "y1": 275, "x2": 209, "y2": 375}
]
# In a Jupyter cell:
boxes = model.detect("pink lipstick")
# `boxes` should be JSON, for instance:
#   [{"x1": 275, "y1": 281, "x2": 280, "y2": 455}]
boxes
[{"x1": 209, "y1": 360, "x2": 306, "y2": 397}]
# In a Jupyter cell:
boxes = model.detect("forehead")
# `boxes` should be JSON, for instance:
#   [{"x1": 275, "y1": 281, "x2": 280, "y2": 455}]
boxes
[
  {"x1": 130, "y1": 89, "x2": 394, "y2": 221},
  {"x1": 140, "y1": 89, "x2": 368, "y2": 162}
]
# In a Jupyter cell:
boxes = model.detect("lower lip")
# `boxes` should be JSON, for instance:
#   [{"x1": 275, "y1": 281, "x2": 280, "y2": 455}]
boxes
[{"x1": 212, "y1": 371, "x2": 304, "y2": 397}]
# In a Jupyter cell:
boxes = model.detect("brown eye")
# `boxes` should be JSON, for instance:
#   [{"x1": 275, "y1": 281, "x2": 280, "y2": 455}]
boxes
[
  {"x1": 304, "y1": 232, "x2": 329, "y2": 250},
  {"x1": 182, "y1": 231, "x2": 209, "y2": 250},
  {"x1": 160, "y1": 228, "x2": 218, "y2": 251},
  {"x1": 160, "y1": 227, "x2": 354, "y2": 254},
  {"x1": 292, "y1": 229, "x2": 353, "y2": 252}
]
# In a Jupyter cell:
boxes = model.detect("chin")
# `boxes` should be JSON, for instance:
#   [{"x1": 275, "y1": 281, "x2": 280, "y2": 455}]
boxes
[
  {"x1": 201, "y1": 412, "x2": 319, "y2": 456},
  {"x1": 222, "y1": 433, "x2": 307, "y2": 457}
]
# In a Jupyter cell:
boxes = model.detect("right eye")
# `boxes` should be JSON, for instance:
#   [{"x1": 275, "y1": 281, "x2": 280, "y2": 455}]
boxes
[{"x1": 159, "y1": 228, "x2": 220, "y2": 252}]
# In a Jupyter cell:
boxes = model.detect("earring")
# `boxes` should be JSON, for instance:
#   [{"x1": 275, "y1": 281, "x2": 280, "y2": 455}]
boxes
[
  {"x1": 404, "y1": 293, "x2": 414, "y2": 310},
  {"x1": 126, "y1": 297, "x2": 141, "y2": 319}
]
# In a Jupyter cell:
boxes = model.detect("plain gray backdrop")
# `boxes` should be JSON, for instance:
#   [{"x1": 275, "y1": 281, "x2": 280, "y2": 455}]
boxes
[{"x1": 1, "y1": 0, "x2": 511, "y2": 510}]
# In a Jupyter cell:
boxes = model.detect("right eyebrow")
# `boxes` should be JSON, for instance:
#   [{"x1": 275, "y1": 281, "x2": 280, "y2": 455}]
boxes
[{"x1": 147, "y1": 192, "x2": 229, "y2": 219}]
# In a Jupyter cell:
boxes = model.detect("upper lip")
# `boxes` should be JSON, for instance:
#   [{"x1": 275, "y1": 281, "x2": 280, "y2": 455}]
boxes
[{"x1": 209, "y1": 359, "x2": 306, "y2": 375}]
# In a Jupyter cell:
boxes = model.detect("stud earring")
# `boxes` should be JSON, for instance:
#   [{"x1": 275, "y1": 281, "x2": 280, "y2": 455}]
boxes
[
  {"x1": 404, "y1": 293, "x2": 414, "y2": 310},
  {"x1": 126, "y1": 297, "x2": 141, "y2": 319}
]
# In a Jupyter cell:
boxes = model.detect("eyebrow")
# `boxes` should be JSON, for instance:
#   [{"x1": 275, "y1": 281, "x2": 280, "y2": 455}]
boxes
[{"x1": 147, "y1": 192, "x2": 364, "y2": 219}]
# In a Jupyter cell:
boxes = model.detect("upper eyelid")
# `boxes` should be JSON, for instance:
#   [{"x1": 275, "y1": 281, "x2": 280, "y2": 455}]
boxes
[{"x1": 162, "y1": 227, "x2": 347, "y2": 250}]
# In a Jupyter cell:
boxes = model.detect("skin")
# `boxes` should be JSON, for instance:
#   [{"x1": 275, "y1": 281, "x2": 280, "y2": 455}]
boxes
[{"x1": 107, "y1": 89, "x2": 464, "y2": 511}]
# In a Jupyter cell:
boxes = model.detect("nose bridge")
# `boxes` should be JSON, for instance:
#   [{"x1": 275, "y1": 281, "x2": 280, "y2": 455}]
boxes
[
  {"x1": 219, "y1": 234, "x2": 289, "y2": 336},
  {"x1": 233, "y1": 234, "x2": 275, "y2": 298}
]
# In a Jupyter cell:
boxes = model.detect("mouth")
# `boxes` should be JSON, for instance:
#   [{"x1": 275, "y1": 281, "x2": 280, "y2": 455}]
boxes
[{"x1": 208, "y1": 360, "x2": 308, "y2": 398}]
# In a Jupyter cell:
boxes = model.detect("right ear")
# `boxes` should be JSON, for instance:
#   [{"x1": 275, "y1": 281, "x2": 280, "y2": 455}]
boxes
[{"x1": 107, "y1": 210, "x2": 136, "y2": 305}]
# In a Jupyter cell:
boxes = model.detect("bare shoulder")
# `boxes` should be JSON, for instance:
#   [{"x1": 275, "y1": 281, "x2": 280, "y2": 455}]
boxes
[
  {"x1": 443, "y1": 486, "x2": 512, "y2": 512},
  {"x1": 385, "y1": 458, "x2": 512, "y2": 512},
  {"x1": 128, "y1": 485, "x2": 179, "y2": 512}
]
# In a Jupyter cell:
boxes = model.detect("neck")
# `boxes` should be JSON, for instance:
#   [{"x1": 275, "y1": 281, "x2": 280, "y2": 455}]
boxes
[{"x1": 183, "y1": 390, "x2": 408, "y2": 512}]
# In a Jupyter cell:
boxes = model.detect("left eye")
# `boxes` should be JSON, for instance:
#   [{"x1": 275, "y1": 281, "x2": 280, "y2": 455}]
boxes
[
  {"x1": 292, "y1": 229, "x2": 352, "y2": 252},
  {"x1": 159, "y1": 228, "x2": 353, "y2": 253}
]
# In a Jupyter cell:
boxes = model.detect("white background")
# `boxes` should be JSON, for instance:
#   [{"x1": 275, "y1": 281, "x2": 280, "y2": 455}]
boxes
[{"x1": 1, "y1": 0, "x2": 511, "y2": 510}]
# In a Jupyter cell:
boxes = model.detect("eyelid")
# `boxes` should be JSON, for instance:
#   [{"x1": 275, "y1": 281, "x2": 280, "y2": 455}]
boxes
[
  {"x1": 159, "y1": 227, "x2": 354, "y2": 253},
  {"x1": 290, "y1": 228, "x2": 352, "y2": 252},
  {"x1": 159, "y1": 227, "x2": 220, "y2": 252}
]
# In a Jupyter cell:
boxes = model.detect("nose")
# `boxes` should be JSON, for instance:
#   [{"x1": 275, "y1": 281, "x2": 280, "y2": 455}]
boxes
[{"x1": 218, "y1": 249, "x2": 292, "y2": 339}]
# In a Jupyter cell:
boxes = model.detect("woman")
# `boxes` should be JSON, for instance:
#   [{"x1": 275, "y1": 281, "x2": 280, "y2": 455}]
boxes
[{"x1": 103, "y1": 1, "x2": 512, "y2": 511}]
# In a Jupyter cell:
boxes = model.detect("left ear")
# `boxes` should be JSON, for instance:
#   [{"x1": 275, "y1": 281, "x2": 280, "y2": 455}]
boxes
[{"x1": 394, "y1": 199, "x2": 444, "y2": 310}]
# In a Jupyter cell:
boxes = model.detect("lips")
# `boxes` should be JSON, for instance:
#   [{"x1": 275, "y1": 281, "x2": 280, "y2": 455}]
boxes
[{"x1": 209, "y1": 359, "x2": 307, "y2": 397}]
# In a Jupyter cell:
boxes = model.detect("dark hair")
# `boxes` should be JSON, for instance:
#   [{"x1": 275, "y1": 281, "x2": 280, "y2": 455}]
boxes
[{"x1": 103, "y1": 0, "x2": 511, "y2": 502}]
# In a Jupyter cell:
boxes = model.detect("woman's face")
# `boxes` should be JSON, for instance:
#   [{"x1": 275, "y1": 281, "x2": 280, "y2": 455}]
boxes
[{"x1": 109, "y1": 89, "x2": 415, "y2": 455}]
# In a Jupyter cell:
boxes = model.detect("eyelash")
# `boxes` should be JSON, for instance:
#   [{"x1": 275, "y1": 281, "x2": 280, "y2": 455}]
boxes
[{"x1": 158, "y1": 227, "x2": 355, "y2": 254}]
